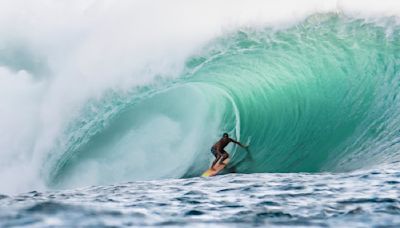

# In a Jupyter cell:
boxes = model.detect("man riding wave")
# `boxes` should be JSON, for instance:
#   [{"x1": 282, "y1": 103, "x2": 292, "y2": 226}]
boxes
[{"x1": 210, "y1": 133, "x2": 247, "y2": 170}]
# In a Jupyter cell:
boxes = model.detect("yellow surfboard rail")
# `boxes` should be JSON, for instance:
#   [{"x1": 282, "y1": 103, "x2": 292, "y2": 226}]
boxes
[{"x1": 202, "y1": 159, "x2": 230, "y2": 177}]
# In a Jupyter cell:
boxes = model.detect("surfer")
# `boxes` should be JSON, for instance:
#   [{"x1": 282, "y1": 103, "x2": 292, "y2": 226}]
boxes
[{"x1": 210, "y1": 133, "x2": 247, "y2": 170}]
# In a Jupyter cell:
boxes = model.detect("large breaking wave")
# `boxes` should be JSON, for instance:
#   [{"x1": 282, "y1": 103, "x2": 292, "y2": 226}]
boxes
[{"x1": 1, "y1": 0, "x2": 400, "y2": 193}]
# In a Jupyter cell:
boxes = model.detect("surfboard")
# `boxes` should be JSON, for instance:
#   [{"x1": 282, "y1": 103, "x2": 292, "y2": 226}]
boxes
[{"x1": 201, "y1": 158, "x2": 230, "y2": 177}]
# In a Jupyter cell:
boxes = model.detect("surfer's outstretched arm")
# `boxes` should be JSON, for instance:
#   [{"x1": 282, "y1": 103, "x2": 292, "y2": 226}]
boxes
[{"x1": 230, "y1": 139, "x2": 248, "y2": 148}]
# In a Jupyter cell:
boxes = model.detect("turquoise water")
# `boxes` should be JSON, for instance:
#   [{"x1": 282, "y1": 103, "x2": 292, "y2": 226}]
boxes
[
  {"x1": 46, "y1": 14, "x2": 400, "y2": 188},
  {"x1": 187, "y1": 14, "x2": 400, "y2": 173}
]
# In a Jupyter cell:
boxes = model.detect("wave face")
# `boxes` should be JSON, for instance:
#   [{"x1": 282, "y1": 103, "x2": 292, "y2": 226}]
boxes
[
  {"x1": 1, "y1": 1, "x2": 400, "y2": 192},
  {"x1": 188, "y1": 14, "x2": 400, "y2": 174},
  {"x1": 46, "y1": 14, "x2": 400, "y2": 189},
  {"x1": 190, "y1": 15, "x2": 400, "y2": 174},
  {"x1": 189, "y1": 14, "x2": 400, "y2": 173}
]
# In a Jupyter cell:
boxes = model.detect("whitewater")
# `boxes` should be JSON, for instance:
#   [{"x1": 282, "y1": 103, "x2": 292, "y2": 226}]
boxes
[{"x1": 1, "y1": 0, "x2": 400, "y2": 226}]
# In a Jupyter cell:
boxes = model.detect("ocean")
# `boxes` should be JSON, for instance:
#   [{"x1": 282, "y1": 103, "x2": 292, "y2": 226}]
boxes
[
  {"x1": 2, "y1": 168, "x2": 400, "y2": 227},
  {"x1": 1, "y1": 0, "x2": 400, "y2": 227}
]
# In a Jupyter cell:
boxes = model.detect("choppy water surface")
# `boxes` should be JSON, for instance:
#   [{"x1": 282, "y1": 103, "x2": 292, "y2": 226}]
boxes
[{"x1": 1, "y1": 167, "x2": 400, "y2": 227}]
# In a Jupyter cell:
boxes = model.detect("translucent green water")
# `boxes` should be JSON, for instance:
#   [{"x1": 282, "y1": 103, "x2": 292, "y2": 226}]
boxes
[{"x1": 47, "y1": 14, "x2": 400, "y2": 188}]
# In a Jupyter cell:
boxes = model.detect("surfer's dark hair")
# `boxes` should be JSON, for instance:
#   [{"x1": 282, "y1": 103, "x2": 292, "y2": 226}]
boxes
[{"x1": 223, "y1": 133, "x2": 229, "y2": 137}]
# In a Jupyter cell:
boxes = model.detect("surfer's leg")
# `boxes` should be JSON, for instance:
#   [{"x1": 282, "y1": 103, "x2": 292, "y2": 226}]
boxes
[
  {"x1": 211, "y1": 154, "x2": 221, "y2": 169},
  {"x1": 219, "y1": 151, "x2": 229, "y2": 164},
  {"x1": 210, "y1": 147, "x2": 220, "y2": 169}
]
